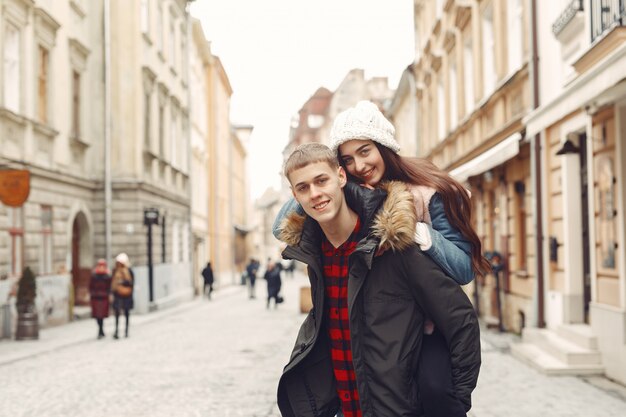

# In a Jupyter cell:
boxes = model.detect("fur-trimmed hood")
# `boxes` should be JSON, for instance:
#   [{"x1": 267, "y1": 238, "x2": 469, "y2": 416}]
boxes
[{"x1": 279, "y1": 181, "x2": 417, "y2": 253}]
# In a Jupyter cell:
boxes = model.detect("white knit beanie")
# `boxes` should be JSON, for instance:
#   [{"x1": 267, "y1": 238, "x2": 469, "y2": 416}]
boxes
[
  {"x1": 330, "y1": 100, "x2": 400, "y2": 154},
  {"x1": 115, "y1": 252, "x2": 130, "y2": 267}
]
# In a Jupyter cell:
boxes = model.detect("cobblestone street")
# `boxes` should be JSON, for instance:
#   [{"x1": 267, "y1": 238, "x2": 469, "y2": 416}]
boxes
[{"x1": 1, "y1": 272, "x2": 626, "y2": 417}]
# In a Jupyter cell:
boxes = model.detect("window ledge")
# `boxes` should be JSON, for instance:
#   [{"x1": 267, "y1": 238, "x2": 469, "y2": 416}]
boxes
[
  {"x1": 0, "y1": 107, "x2": 27, "y2": 126},
  {"x1": 70, "y1": 135, "x2": 90, "y2": 149},
  {"x1": 515, "y1": 270, "x2": 530, "y2": 278},
  {"x1": 32, "y1": 120, "x2": 59, "y2": 138},
  {"x1": 142, "y1": 33, "x2": 153, "y2": 46}
]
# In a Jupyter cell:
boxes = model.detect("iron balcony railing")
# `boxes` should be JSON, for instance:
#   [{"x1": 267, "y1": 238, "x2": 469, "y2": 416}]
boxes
[{"x1": 591, "y1": 0, "x2": 626, "y2": 42}]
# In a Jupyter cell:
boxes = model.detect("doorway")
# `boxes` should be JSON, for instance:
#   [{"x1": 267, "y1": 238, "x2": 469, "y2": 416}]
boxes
[{"x1": 71, "y1": 213, "x2": 92, "y2": 306}]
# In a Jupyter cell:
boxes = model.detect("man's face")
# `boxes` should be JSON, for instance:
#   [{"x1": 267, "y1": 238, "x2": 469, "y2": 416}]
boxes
[{"x1": 289, "y1": 161, "x2": 347, "y2": 225}]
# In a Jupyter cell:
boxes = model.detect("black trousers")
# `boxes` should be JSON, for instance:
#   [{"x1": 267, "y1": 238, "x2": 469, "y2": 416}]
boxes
[{"x1": 418, "y1": 329, "x2": 467, "y2": 417}]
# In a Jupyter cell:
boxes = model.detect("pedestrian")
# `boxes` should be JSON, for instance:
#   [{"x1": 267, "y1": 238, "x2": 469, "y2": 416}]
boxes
[
  {"x1": 111, "y1": 252, "x2": 134, "y2": 339},
  {"x1": 276, "y1": 143, "x2": 481, "y2": 416},
  {"x1": 263, "y1": 259, "x2": 282, "y2": 309},
  {"x1": 201, "y1": 262, "x2": 214, "y2": 299},
  {"x1": 89, "y1": 259, "x2": 112, "y2": 339},
  {"x1": 273, "y1": 100, "x2": 490, "y2": 416},
  {"x1": 245, "y1": 258, "x2": 259, "y2": 299}
]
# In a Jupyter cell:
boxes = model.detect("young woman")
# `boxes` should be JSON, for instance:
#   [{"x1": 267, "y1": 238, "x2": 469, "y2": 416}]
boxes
[
  {"x1": 111, "y1": 252, "x2": 134, "y2": 339},
  {"x1": 274, "y1": 101, "x2": 489, "y2": 417}
]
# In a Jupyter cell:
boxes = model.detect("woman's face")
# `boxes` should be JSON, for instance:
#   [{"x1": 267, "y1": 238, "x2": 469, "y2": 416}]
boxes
[{"x1": 338, "y1": 139, "x2": 386, "y2": 187}]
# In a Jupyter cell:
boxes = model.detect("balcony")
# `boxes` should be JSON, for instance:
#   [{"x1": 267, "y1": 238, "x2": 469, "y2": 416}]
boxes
[
  {"x1": 552, "y1": 0, "x2": 584, "y2": 37},
  {"x1": 591, "y1": 0, "x2": 626, "y2": 42}
]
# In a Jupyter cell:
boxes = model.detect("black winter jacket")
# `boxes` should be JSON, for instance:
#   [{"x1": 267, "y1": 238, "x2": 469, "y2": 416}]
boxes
[{"x1": 277, "y1": 181, "x2": 481, "y2": 417}]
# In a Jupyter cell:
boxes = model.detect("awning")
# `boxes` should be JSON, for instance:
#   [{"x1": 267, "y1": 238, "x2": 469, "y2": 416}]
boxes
[{"x1": 449, "y1": 132, "x2": 522, "y2": 182}]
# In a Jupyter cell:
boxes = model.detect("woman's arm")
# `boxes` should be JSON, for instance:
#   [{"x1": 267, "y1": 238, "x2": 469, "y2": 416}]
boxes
[
  {"x1": 420, "y1": 194, "x2": 474, "y2": 284},
  {"x1": 272, "y1": 197, "x2": 304, "y2": 240}
]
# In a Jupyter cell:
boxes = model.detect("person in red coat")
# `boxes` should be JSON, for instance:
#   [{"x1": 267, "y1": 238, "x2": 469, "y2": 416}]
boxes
[{"x1": 89, "y1": 259, "x2": 112, "y2": 339}]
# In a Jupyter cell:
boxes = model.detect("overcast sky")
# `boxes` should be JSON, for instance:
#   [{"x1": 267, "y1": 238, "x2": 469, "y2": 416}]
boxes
[{"x1": 189, "y1": 0, "x2": 414, "y2": 200}]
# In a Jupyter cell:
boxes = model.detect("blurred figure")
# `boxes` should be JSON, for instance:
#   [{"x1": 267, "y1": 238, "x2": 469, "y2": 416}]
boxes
[
  {"x1": 201, "y1": 262, "x2": 214, "y2": 300},
  {"x1": 264, "y1": 259, "x2": 283, "y2": 309},
  {"x1": 246, "y1": 258, "x2": 260, "y2": 299},
  {"x1": 89, "y1": 259, "x2": 112, "y2": 339},
  {"x1": 111, "y1": 253, "x2": 134, "y2": 339},
  {"x1": 284, "y1": 260, "x2": 296, "y2": 278}
]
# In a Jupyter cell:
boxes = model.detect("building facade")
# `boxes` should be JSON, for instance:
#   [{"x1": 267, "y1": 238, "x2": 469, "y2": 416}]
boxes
[
  {"x1": 414, "y1": 0, "x2": 534, "y2": 337},
  {"x1": 514, "y1": 0, "x2": 626, "y2": 383},
  {"x1": 413, "y1": 0, "x2": 626, "y2": 383},
  {"x1": 0, "y1": 0, "x2": 199, "y2": 333},
  {"x1": 0, "y1": 0, "x2": 105, "y2": 326},
  {"x1": 189, "y1": 18, "x2": 211, "y2": 295}
]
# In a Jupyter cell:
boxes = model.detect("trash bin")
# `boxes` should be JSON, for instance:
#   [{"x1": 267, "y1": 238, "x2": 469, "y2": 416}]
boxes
[{"x1": 299, "y1": 286, "x2": 313, "y2": 314}]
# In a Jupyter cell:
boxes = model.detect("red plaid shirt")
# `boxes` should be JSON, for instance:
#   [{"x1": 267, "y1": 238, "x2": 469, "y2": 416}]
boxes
[{"x1": 321, "y1": 217, "x2": 363, "y2": 417}]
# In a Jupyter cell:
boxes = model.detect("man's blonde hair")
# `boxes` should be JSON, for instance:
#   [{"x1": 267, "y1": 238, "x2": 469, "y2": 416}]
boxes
[{"x1": 283, "y1": 143, "x2": 339, "y2": 181}]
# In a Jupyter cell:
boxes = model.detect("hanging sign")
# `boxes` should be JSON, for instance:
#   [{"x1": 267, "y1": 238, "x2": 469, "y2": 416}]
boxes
[{"x1": 0, "y1": 170, "x2": 31, "y2": 207}]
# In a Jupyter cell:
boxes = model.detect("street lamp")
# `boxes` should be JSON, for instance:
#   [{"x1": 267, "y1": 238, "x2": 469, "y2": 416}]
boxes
[{"x1": 144, "y1": 207, "x2": 160, "y2": 306}]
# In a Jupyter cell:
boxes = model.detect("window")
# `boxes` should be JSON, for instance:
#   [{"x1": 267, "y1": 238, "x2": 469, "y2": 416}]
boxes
[
  {"x1": 170, "y1": 110, "x2": 177, "y2": 167},
  {"x1": 144, "y1": 88, "x2": 151, "y2": 148},
  {"x1": 437, "y1": 78, "x2": 446, "y2": 141},
  {"x1": 436, "y1": 0, "x2": 444, "y2": 20},
  {"x1": 37, "y1": 45, "x2": 49, "y2": 123},
  {"x1": 9, "y1": 207, "x2": 24, "y2": 276},
  {"x1": 169, "y1": 20, "x2": 176, "y2": 68},
  {"x1": 507, "y1": 0, "x2": 523, "y2": 74},
  {"x1": 3, "y1": 23, "x2": 20, "y2": 112},
  {"x1": 180, "y1": 25, "x2": 187, "y2": 79},
  {"x1": 40, "y1": 205, "x2": 53, "y2": 275},
  {"x1": 598, "y1": 157, "x2": 617, "y2": 269},
  {"x1": 182, "y1": 222, "x2": 189, "y2": 263},
  {"x1": 481, "y1": 3, "x2": 496, "y2": 97},
  {"x1": 172, "y1": 221, "x2": 180, "y2": 263},
  {"x1": 140, "y1": 0, "x2": 150, "y2": 35},
  {"x1": 513, "y1": 181, "x2": 527, "y2": 270},
  {"x1": 157, "y1": 5, "x2": 164, "y2": 52},
  {"x1": 463, "y1": 36, "x2": 475, "y2": 116},
  {"x1": 449, "y1": 59, "x2": 458, "y2": 131},
  {"x1": 158, "y1": 102, "x2": 165, "y2": 157},
  {"x1": 71, "y1": 70, "x2": 81, "y2": 138}
]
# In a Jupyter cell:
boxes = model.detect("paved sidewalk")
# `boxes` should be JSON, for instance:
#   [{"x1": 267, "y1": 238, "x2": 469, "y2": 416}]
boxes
[{"x1": 0, "y1": 284, "x2": 243, "y2": 367}]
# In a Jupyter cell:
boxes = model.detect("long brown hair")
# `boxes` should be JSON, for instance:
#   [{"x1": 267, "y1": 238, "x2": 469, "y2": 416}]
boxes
[{"x1": 340, "y1": 143, "x2": 490, "y2": 276}]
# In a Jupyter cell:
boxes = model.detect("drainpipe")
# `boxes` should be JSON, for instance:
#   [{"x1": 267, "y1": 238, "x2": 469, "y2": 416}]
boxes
[
  {"x1": 104, "y1": 0, "x2": 112, "y2": 266},
  {"x1": 530, "y1": 0, "x2": 545, "y2": 328}
]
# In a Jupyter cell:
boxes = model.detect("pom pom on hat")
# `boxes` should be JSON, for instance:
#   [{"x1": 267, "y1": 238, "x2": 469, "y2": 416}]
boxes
[{"x1": 330, "y1": 100, "x2": 400, "y2": 154}]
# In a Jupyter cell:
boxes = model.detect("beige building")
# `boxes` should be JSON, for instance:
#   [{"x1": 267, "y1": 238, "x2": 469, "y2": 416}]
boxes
[
  {"x1": 413, "y1": 0, "x2": 533, "y2": 334},
  {"x1": 0, "y1": 0, "x2": 196, "y2": 334},
  {"x1": 231, "y1": 125, "x2": 253, "y2": 275},
  {"x1": 413, "y1": 0, "x2": 626, "y2": 383},
  {"x1": 0, "y1": 0, "x2": 105, "y2": 327},
  {"x1": 206, "y1": 53, "x2": 238, "y2": 285},
  {"x1": 386, "y1": 64, "x2": 419, "y2": 157},
  {"x1": 189, "y1": 18, "x2": 211, "y2": 294},
  {"x1": 107, "y1": 0, "x2": 193, "y2": 312},
  {"x1": 512, "y1": 0, "x2": 626, "y2": 383}
]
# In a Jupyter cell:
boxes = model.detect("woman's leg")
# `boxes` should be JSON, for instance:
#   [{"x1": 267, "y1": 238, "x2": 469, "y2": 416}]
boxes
[
  {"x1": 124, "y1": 309, "x2": 130, "y2": 337},
  {"x1": 96, "y1": 318, "x2": 104, "y2": 338},
  {"x1": 418, "y1": 329, "x2": 467, "y2": 417},
  {"x1": 114, "y1": 309, "x2": 120, "y2": 339}
]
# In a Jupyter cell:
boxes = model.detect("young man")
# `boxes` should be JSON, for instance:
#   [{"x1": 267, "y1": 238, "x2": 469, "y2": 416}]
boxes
[{"x1": 276, "y1": 143, "x2": 481, "y2": 417}]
